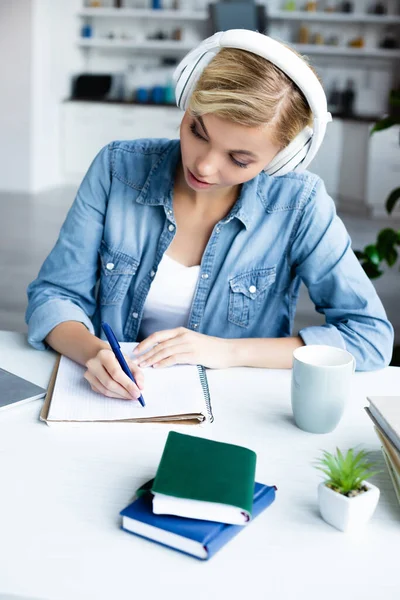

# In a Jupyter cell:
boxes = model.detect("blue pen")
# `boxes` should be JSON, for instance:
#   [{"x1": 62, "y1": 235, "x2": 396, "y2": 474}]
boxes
[{"x1": 101, "y1": 321, "x2": 145, "y2": 407}]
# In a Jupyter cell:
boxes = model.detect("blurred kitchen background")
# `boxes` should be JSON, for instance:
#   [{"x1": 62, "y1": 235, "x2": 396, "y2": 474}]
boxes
[{"x1": 0, "y1": 0, "x2": 399, "y2": 361}]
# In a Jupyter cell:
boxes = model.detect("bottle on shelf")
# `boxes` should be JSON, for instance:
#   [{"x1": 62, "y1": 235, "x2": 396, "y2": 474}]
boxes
[
  {"x1": 304, "y1": 1, "x2": 317, "y2": 11},
  {"x1": 283, "y1": 1, "x2": 297, "y2": 10},
  {"x1": 298, "y1": 24, "x2": 310, "y2": 44},
  {"x1": 380, "y1": 27, "x2": 399, "y2": 49},
  {"x1": 341, "y1": 79, "x2": 356, "y2": 115},
  {"x1": 313, "y1": 32, "x2": 324, "y2": 45},
  {"x1": 81, "y1": 23, "x2": 93, "y2": 38},
  {"x1": 165, "y1": 78, "x2": 176, "y2": 104},
  {"x1": 371, "y1": 1, "x2": 387, "y2": 15},
  {"x1": 341, "y1": 1, "x2": 354, "y2": 13},
  {"x1": 327, "y1": 80, "x2": 342, "y2": 113}
]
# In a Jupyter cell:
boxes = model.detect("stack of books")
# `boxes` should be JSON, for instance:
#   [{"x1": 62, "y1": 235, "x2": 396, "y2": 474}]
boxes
[
  {"x1": 366, "y1": 396, "x2": 400, "y2": 503},
  {"x1": 120, "y1": 432, "x2": 277, "y2": 560}
]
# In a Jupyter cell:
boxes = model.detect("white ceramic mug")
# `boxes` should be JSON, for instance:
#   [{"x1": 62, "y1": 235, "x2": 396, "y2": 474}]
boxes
[{"x1": 291, "y1": 345, "x2": 356, "y2": 434}]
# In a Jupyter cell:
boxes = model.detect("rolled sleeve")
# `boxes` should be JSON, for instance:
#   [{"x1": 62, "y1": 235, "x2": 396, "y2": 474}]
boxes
[
  {"x1": 26, "y1": 145, "x2": 111, "y2": 350},
  {"x1": 292, "y1": 178, "x2": 394, "y2": 371},
  {"x1": 27, "y1": 299, "x2": 95, "y2": 351}
]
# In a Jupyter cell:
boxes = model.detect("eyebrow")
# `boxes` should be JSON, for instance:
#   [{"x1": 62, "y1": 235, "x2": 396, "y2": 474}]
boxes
[{"x1": 197, "y1": 116, "x2": 258, "y2": 159}]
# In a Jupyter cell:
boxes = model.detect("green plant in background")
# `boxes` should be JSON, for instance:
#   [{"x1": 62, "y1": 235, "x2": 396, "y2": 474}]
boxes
[
  {"x1": 315, "y1": 448, "x2": 380, "y2": 497},
  {"x1": 355, "y1": 90, "x2": 400, "y2": 280}
]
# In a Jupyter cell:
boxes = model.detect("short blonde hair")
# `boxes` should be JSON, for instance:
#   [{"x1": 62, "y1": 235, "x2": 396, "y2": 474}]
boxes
[{"x1": 188, "y1": 47, "x2": 315, "y2": 149}]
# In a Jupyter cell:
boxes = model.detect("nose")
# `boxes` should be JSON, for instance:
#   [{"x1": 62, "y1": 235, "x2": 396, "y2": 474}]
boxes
[{"x1": 194, "y1": 149, "x2": 219, "y2": 178}]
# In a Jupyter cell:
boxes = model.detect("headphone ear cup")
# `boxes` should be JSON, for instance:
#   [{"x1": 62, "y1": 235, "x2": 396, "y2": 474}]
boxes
[
  {"x1": 174, "y1": 50, "x2": 219, "y2": 110},
  {"x1": 264, "y1": 127, "x2": 313, "y2": 176}
]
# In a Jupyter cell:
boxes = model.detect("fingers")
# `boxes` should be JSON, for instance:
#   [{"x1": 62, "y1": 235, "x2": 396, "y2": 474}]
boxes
[
  {"x1": 86, "y1": 349, "x2": 143, "y2": 400},
  {"x1": 141, "y1": 343, "x2": 194, "y2": 368},
  {"x1": 126, "y1": 359, "x2": 145, "y2": 390},
  {"x1": 152, "y1": 353, "x2": 195, "y2": 369},
  {"x1": 133, "y1": 327, "x2": 186, "y2": 357},
  {"x1": 84, "y1": 371, "x2": 132, "y2": 400},
  {"x1": 137, "y1": 338, "x2": 186, "y2": 367}
]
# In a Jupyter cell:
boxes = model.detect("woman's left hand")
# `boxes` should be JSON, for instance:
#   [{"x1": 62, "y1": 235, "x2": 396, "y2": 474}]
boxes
[{"x1": 133, "y1": 327, "x2": 232, "y2": 369}]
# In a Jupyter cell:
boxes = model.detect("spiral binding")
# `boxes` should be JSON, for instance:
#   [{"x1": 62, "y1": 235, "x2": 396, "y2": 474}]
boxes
[{"x1": 197, "y1": 365, "x2": 214, "y2": 423}]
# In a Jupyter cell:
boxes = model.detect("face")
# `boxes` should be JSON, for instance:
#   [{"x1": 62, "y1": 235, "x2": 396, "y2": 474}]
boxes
[{"x1": 179, "y1": 111, "x2": 281, "y2": 193}]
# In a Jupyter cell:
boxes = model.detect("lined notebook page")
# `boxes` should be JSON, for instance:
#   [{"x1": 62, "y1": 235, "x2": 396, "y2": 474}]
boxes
[{"x1": 48, "y1": 343, "x2": 205, "y2": 421}]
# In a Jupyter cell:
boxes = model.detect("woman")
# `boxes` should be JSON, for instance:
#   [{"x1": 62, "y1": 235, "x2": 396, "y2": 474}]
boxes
[{"x1": 26, "y1": 30, "x2": 393, "y2": 401}]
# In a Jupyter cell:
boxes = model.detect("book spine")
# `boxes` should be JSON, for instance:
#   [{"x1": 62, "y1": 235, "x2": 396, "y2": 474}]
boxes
[
  {"x1": 197, "y1": 365, "x2": 214, "y2": 423},
  {"x1": 368, "y1": 406, "x2": 400, "y2": 454},
  {"x1": 205, "y1": 486, "x2": 276, "y2": 560}
]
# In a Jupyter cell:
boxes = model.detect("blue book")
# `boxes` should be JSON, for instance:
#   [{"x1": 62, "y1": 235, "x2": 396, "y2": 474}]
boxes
[{"x1": 120, "y1": 482, "x2": 277, "y2": 560}]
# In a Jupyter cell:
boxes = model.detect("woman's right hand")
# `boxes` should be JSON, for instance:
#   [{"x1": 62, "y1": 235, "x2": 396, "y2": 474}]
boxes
[{"x1": 84, "y1": 348, "x2": 144, "y2": 400}]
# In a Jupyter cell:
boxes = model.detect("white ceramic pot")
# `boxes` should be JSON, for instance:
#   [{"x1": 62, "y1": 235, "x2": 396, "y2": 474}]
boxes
[{"x1": 318, "y1": 481, "x2": 380, "y2": 532}]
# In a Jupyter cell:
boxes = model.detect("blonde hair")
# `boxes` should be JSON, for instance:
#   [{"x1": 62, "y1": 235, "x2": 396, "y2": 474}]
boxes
[{"x1": 188, "y1": 46, "x2": 315, "y2": 149}]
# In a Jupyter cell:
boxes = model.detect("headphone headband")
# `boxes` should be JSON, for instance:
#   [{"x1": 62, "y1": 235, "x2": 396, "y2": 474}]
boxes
[{"x1": 173, "y1": 30, "x2": 332, "y2": 176}]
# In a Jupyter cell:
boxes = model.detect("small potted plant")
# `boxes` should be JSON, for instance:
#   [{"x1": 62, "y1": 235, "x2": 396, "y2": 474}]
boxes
[{"x1": 315, "y1": 447, "x2": 380, "y2": 532}]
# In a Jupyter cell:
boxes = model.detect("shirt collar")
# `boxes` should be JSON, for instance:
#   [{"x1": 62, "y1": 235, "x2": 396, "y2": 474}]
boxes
[
  {"x1": 135, "y1": 139, "x2": 260, "y2": 230},
  {"x1": 135, "y1": 140, "x2": 180, "y2": 211}
]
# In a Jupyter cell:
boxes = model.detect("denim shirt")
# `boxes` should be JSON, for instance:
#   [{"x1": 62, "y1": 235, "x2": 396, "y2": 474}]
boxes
[{"x1": 26, "y1": 138, "x2": 393, "y2": 370}]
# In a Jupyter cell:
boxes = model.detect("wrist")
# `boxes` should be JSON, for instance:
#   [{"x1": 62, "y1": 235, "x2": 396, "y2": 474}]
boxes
[
  {"x1": 222, "y1": 338, "x2": 243, "y2": 368},
  {"x1": 84, "y1": 337, "x2": 109, "y2": 366}
]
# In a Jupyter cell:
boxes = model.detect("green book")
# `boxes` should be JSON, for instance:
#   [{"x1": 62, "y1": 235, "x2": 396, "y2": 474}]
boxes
[{"x1": 151, "y1": 432, "x2": 257, "y2": 525}]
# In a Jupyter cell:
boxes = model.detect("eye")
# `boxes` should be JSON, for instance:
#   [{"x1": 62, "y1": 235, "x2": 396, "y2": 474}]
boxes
[
  {"x1": 230, "y1": 156, "x2": 249, "y2": 169},
  {"x1": 189, "y1": 122, "x2": 206, "y2": 141},
  {"x1": 190, "y1": 121, "x2": 250, "y2": 169}
]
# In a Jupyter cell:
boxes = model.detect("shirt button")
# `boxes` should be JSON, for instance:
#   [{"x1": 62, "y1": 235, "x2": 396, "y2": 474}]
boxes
[
  {"x1": 215, "y1": 227, "x2": 220, "y2": 233},
  {"x1": 201, "y1": 273, "x2": 209, "y2": 279},
  {"x1": 167, "y1": 209, "x2": 173, "y2": 216},
  {"x1": 150, "y1": 270, "x2": 156, "y2": 277},
  {"x1": 193, "y1": 323, "x2": 198, "y2": 329},
  {"x1": 249, "y1": 285, "x2": 257, "y2": 294},
  {"x1": 106, "y1": 262, "x2": 114, "y2": 271},
  {"x1": 132, "y1": 312, "x2": 139, "y2": 319},
  {"x1": 168, "y1": 224, "x2": 175, "y2": 232}
]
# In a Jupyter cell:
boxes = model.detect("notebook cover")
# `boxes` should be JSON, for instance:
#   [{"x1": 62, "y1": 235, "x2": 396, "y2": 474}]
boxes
[
  {"x1": 0, "y1": 367, "x2": 46, "y2": 410},
  {"x1": 367, "y1": 397, "x2": 400, "y2": 453},
  {"x1": 381, "y1": 447, "x2": 400, "y2": 505},
  {"x1": 40, "y1": 357, "x2": 212, "y2": 426},
  {"x1": 373, "y1": 426, "x2": 400, "y2": 474},
  {"x1": 120, "y1": 482, "x2": 276, "y2": 560},
  {"x1": 151, "y1": 432, "x2": 256, "y2": 519}
]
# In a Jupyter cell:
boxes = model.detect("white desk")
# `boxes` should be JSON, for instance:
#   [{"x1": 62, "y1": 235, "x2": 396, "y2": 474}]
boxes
[{"x1": 1, "y1": 331, "x2": 399, "y2": 600}]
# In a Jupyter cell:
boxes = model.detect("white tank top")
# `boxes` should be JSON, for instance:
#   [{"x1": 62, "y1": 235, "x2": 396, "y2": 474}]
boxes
[{"x1": 138, "y1": 253, "x2": 200, "y2": 339}]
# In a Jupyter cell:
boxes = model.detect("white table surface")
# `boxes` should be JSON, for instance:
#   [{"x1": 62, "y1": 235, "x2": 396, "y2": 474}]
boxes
[{"x1": 1, "y1": 331, "x2": 399, "y2": 600}]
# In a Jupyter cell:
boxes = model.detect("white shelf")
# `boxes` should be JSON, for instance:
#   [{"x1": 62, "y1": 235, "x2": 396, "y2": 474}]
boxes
[
  {"x1": 77, "y1": 38, "x2": 195, "y2": 52},
  {"x1": 269, "y1": 10, "x2": 400, "y2": 24},
  {"x1": 78, "y1": 8, "x2": 207, "y2": 20},
  {"x1": 293, "y1": 43, "x2": 400, "y2": 58},
  {"x1": 77, "y1": 39, "x2": 400, "y2": 59}
]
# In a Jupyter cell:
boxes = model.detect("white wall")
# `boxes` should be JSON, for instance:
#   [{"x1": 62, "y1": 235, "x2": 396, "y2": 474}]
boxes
[
  {"x1": 0, "y1": 0, "x2": 81, "y2": 194},
  {"x1": 30, "y1": 0, "x2": 81, "y2": 193},
  {"x1": 0, "y1": 1, "x2": 33, "y2": 192}
]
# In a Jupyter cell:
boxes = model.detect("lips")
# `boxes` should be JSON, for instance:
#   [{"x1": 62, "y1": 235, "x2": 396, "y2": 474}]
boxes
[{"x1": 190, "y1": 170, "x2": 211, "y2": 184}]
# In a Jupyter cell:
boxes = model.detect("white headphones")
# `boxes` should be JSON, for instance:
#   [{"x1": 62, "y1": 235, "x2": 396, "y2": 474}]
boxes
[{"x1": 173, "y1": 30, "x2": 332, "y2": 176}]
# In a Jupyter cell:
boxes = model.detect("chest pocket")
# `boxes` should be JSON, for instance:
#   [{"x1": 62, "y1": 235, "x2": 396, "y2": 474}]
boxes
[
  {"x1": 99, "y1": 241, "x2": 139, "y2": 306},
  {"x1": 228, "y1": 267, "x2": 276, "y2": 328}
]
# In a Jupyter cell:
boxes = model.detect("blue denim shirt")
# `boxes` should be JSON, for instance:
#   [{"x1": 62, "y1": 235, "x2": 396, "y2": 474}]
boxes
[{"x1": 26, "y1": 138, "x2": 393, "y2": 370}]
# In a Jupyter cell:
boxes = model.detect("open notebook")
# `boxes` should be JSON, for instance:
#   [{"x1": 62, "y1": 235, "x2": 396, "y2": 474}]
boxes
[{"x1": 40, "y1": 343, "x2": 213, "y2": 425}]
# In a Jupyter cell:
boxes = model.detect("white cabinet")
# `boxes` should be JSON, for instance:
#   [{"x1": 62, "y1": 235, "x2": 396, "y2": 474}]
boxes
[
  {"x1": 366, "y1": 125, "x2": 400, "y2": 217},
  {"x1": 62, "y1": 102, "x2": 183, "y2": 182}
]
